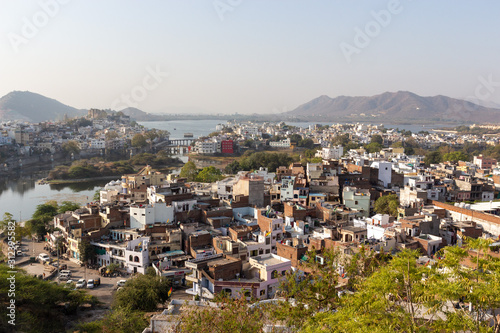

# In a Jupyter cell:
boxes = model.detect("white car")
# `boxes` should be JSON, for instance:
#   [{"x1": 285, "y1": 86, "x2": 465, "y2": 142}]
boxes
[
  {"x1": 38, "y1": 253, "x2": 50, "y2": 263},
  {"x1": 60, "y1": 270, "x2": 71, "y2": 276},
  {"x1": 75, "y1": 279, "x2": 86, "y2": 289},
  {"x1": 116, "y1": 279, "x2": 127, "y2": 288},
  {"x1": 87, "y1": 279, "x2": 94, "y2": 289}
]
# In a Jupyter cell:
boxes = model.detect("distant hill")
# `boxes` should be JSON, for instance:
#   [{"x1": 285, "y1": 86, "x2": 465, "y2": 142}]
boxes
[
  {"x1": 0, "y1": 91, "x2": 86, "y2": 122},
  {"x1": 284, "y1": 91, "x2": 500, "y2": 123},
  {"x1": 119, "y1": 107, "x2": 167, "y2": 121}
]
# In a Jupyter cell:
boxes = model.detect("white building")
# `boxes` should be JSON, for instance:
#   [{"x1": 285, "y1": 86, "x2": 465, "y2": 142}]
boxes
[
  {"x1": 269, "y1": 138, "x2": 290, "y2": 148},
  {"x1": 92, "y1": 236, "x2": 150, "y2": 274},
  {"x1": 90, "y1": 139, "x2": 106, "y2": 149},
  {"x1": 280, "y1": 176, "x2": 295, "y2": 201},
  {"x1": 195, "y1": 140, "x2": 217, "y2": 154},
  {"x1": 130, "y1": 202, "x2": 174, "y2": 229},
  {"x1": 100, "y1": 179, "x2": 123, "y2": 203},
  {"x1": 370, "y1": 161, "x2": 393, "y2": 188},
  {"x1": 217, "y1": 177, "x2": 238, "y2": 200},
  {"x1": 316, "y1": 146, "x2": 343, "y2": 159}
]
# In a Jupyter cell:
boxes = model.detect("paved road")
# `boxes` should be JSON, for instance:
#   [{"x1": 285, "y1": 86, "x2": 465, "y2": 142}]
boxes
[
  {"x1": 19, "y1": 237, "x2": 193, "y2": 307},
  {"x1": 19, "y1": 237, "x2": 129, "y2": 308}
]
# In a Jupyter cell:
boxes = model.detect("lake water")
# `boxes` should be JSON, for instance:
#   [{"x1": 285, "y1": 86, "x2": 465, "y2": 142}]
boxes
[
  {"x1": 0, "y1": 174, "x2": 110, "y2": 222},
  {"x1": 139, "y1": 119, "x2": 227, "y2": 140},
  {"x1": 139, "y1": 119, "x2": 453, "y2": 138}
]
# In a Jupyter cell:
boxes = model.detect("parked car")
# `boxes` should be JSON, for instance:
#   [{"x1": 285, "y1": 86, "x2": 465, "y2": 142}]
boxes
[
  {"x1": 92, "y1": 277, "x2": 101, "y2": 286},
  {"x1": 87, "y1": 279, "x2": 94, "y2": 289},
  {"x1": 38, "y1": 253, "x2": 50, "y2": 264},
  {"x1": 116, "y1": 279, "x2": 127, "y2": 288},
  {"x1": 60, "y1": 270, "x2": 71, "y2": 276},
  {"x1": 75, "y1": 279, "x2": 86, "y2": 289},
  {"x1": 16, "y1": 251, "x2": 23, "y2": 257},
  {"x1": 58, "y1": 273, "x2": 70, "y2": 281}
]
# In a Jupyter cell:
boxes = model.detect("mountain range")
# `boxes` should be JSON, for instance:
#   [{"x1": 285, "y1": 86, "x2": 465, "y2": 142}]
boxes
[
  {"x1": 1, "y1": 90, "x2": 500, "y2": 124},
  {"x1": 284, "y1": 91, "x2": 500, "y2": 123},
  {"x1": 0, "y1": 91, "x2": 86, "y2": 122}
]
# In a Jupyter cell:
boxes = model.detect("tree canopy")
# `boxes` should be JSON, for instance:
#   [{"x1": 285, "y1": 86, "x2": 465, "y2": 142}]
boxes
[
  {"x1": 131, "y1": 133, "x2": 147, "y2": 148},
  {"x1": 373, "y1": 194, "x2": 399, "y2": 216},
  {"x1": 179, "y1": 161, "x2": 198, "y2": 181},
  {"x1": 112, "y1": 273, "x2": 172, "y2": 311}
]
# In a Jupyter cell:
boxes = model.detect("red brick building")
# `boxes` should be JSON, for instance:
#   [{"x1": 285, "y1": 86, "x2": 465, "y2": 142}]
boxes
[{"x1": 221, "y1": 140, "x2": 233, "y2": 154}]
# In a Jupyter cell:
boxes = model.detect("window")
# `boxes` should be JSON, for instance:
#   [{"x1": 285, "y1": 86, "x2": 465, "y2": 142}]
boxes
[
  {"x1": 129, "y1": 255, "x2": 133, "y2": 261},
  {"x1": 271, "y1": 270, "x2": 279, "y2": 279},
  {"x1": 134, "y1": 256, "x2": 139, "y2": 262},
  {"x1": 260, "y1": 290, "x2": 265, "y2": 296},
  {"x1": 282, "y1": 270, "x2": 286, "y2": 276}
]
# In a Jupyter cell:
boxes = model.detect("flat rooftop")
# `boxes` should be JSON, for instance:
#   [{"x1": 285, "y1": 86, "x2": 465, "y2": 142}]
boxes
[
  {"x1": 207, "y1": 257, "x2": 236, "y2": 267},
  {"x1": 251, "y1": 255, "x2": 287, "y2": 266}
]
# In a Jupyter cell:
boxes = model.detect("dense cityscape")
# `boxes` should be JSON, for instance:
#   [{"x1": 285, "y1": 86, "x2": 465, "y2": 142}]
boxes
[
  {"x1": 2, "y1": 109, "x2": 500, "y2": 331},
  {"x1": 2, "y1": 1, "x2": 500, "y2": 332}
]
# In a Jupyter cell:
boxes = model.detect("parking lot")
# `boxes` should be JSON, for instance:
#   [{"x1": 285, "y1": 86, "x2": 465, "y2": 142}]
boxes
[
  {"x1": 17, "y1": 237, "x2": 192, "y2": 306},
  {"x1": 20, "y1": 237, "x2": 128, "y2": 307}
]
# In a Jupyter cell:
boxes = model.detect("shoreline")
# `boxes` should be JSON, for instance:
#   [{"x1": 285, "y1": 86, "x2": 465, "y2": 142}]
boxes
[{"x1": 46, "y1": 175, "x2": 121, "y2": 184}]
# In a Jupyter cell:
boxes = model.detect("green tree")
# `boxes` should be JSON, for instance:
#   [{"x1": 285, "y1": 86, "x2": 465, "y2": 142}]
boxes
[
  {"x1": 113, "y1": 274, "x2": 171, "y2": 311},
  {"x1": 304, "y1": 250, "x2": 428, "y2": 333},
  {"x1": 32, "y1": 202, "x2": 58, "y2": 221},
  {"x1": 345, "y1": 141, "x2": 360, "y2": 151},
  {"x1": 371, "y1": 134, "x2": 384, "y2": 145},
  {"x1": 196, "y1": 166, "x2": 224, "y2": 183},
  {"x1": 75, "y1": 308, "x2": 148, "y2": 333},
  {"x1": 25, "y1": 218, "x2": 47, "y2": 239},
  {"x1": 93, "y1": 189, "x2": 101, "y2": 202},
  {"x1": 57, "y1": 201, "x2": 80, "y2": 214},
  {"x1": 299, "y1": 138, "x2": 315, "y2": 149},
  {"x1": 174, "y1": 294, "x2": 265, "y2": 333},
  {"x1": 364, "y1": 142, "x2": 383, "y2": 153},
  {"x1": 332, "y1": 134, "x2": 350, "y2": 146},
  {"x1": 0, "y1": 264, "x2": 97, "y2": 332},
  {"x1": 373, "y1": 194, "x2": 399, "y2": 216},
  {"x1": 61, "y1": 140, "x2": 80, "y2": 156},
  {"x1": 105, "y1": 130, "x2": 119, "y2": 140},
  {"x1": 443, "y1": 151, "x2": 469, "y2": 163},
  {"x1": 179, "y1": 161, "x2": 198, "y2": 181},
  {"x1": 270, "y1": 248, "x2": 343, "y2": 328},
  {"x1": 424, "y1": 151, "x2": 442, "y2": 165},
  {"x1": 131, "y1": 133, "x2": 147, "y2": 148},
  {"x1": 243, "y1": 139, "x2": 254, "y2": 148},
  {"x1": 0, "y1": 212, "x2": 15, "y2": 231},
  {"x1": 224, "y1": 160, "x2": 241, "y2": 174},
  {"x1": 79, "y1": 240, "x2": 96, "y2": 264}
]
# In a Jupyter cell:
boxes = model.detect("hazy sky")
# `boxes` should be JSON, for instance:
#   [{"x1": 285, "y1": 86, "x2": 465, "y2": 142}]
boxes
[{"x1": 1, "y1": 0, "x2": 500, "y2": 114}]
